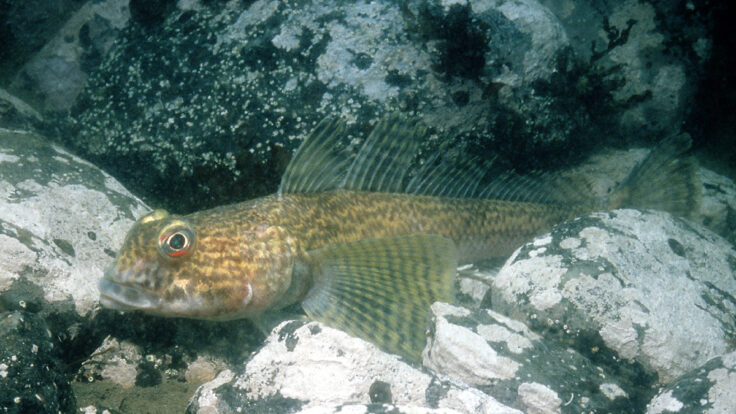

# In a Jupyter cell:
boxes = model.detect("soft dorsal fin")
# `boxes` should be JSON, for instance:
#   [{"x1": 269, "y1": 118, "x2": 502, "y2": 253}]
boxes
[{"x1": 279, "y1": 116, "x2": 590, "y2": 205}]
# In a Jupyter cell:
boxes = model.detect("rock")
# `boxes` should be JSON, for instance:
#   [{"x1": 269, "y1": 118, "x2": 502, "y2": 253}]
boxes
[
  {"x1": 0, "y1": 127, "x2": 149, "y2": 319},
  {"x1": 53, "y1": 0, "x2": 691, "y2": 213},
  {"x1": 697, "y1": 168, "x2": 736, "y2": 245},
  {"x1": 424, "y1": 302, "x2": 639, "y2": 413},
  {"x1": 77, "y1": 336, "x2": 143, "y2": 389},
  {"x1": 184, "y1": 355, "x2": 220, "y2": 384},
  {"x1": 296, "y1": 405, "x2": 466, "y2": 414},
  {"x1": 0, "y1": 94, "x2": 154, "y2": 413},
  {"x1": 9, "y1": 0, "x2": 131, "y2": 112},
  {"x1": 189, "y1": 320, "x2": 522, "y2": 414},
  {"x1": 559, "y1": 144, "x2": 736, "y2": 244},
  {"x1": 646, "y1": 351, "x2": 736, "y2": 414},
  {"x1": 0, "y1": 88, "x2": 43, "y2": 130},
  {"x1": 488, "y1": 208, "x2": 736, "y2": 385},
  {"x1": 0, "y1": 0, "x2": 87, "y2": 85},
  {"x1": 539, "y1": 0, "x2": 709, "y2": 138},
  {"x1": 0, "y1": 311, "x2": 75, "y2": 413}
]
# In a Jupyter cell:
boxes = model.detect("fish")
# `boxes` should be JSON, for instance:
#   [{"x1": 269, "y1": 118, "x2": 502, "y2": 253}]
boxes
[{"x1": 98, "y1": 117, "x2": 700, "y2": 361}]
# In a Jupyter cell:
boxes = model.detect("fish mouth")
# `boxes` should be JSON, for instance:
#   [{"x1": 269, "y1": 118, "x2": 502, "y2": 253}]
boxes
[{"x1": 99, "y1": 269, "x2": 162, "y2": 312}]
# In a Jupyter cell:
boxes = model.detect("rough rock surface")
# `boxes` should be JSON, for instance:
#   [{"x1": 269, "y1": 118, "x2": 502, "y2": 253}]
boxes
[
  {"x1": 0, "y1": 311, "x2": 75, "y2": 413},
  {"x1": 424, "y1": 302, "x2": 637, "y2": 413},
  {"x1": 489, "y1": 209, "x2": 736, "y2": 384},
  {"x1": 0, "y1": 127, "x2": 148, "y2": 318},
  {"x1": 53, "y1": 0, "x2": 706, "y2": 213},
  {"x1": 189, "y1": 320, "x2": 522, "y2": 414},
  {"x1": 646, "y1": 351, "x2": 736, "y2": 414},
  {"x1": 539, "y1": 0, "x2": 709, "y2": 137}
]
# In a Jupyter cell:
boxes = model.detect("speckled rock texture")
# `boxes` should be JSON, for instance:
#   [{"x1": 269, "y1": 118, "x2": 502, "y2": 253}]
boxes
[
  {"x1": 52, "y1": 0, "x2": 707, "y2": 213},
  {"x1": 0, "y1": 127, "x2": 148, "y2": 318},
  {"x1": 646, "y1": 351, "x2": 736, "y2": 414},
  {"x1": 424, "y1": 302, "x2": 638, "y2": 413},
  {"x1": 189, "y1": 320, "x2": 523, "y2": 414},
  {"x1": 0, "y1": 311, "x2": 75, "y2": 413},
  {"x1": 489, "y1": 209, "x2": 736, "y2": 385}
]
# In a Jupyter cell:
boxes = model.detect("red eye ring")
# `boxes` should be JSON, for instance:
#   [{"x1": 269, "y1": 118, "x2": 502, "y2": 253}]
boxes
[{"x1": 158, "y1": 222, "x2": 196, "y2": 259}]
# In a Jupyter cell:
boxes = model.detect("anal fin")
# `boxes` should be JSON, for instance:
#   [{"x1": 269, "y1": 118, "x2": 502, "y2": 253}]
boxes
[{"x1": 302, "y1": 235, "x2": 458, "y2": 362}]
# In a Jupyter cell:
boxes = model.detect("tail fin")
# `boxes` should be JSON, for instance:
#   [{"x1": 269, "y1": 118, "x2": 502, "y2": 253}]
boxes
[{"x1": 609, "y1": 133, "x2": 701, "y2": 218}]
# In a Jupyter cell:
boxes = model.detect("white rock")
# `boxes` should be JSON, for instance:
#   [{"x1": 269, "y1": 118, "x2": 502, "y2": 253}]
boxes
[
  {"x1": 423, "y1": 302, "x2": 632, "y2": 413},
  {"x1": 517, "y1": 382, "x2": 562, "y2": 414},
  {"x1": 491, "y1": 209, "x2": 736, "y2": 383},
  {"x1": 0, "y1": 128, "x2": 148, "y2": 317},
  {"x1": 424, "y1": 304, "x2": 522, "y2": 385},
  {"x1": 79, "y1": 336, "x2": 142, "y2": 389},
  {"x1": 189, "y1": 320, "x2": 520, "y2": 413},
  {"x1": 646, "y1": 351, "x2": 736, "y2": 413}
]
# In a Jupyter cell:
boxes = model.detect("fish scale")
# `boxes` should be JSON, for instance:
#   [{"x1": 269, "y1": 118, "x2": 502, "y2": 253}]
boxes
[{"x1": 258, "y1": 191, "x2": 582, "y2": 263}]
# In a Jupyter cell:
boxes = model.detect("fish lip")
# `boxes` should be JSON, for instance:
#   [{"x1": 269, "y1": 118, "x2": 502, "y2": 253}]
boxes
[{"x1": 98, "y1": 269, "x2": 162, "y2": 312}]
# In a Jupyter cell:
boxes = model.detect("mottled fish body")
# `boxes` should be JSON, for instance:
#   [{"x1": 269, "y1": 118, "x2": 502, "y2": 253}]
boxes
[{"x1": 100, "y1": 118, "x2": 700, "y2": 360}]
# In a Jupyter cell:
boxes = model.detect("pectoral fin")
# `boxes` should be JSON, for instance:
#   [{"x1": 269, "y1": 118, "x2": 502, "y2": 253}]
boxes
[{"x1": 301, "y1": 235, "x2": 458, "y2": 362}]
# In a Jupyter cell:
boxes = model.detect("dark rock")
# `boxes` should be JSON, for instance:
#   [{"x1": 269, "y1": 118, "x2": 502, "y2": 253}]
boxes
[
  {"x1": 540, "y1": 0, "x2": 709, "y2": 139},
  {"x1": 8, "y1": 0, "x2": 130, "y2": 112},
  {"x1": 646, "y1": 351, "x2": 736, "y2": 413},
  {"x1": 0, "y1": 311, "x2": 75, "y2": 413},
  {"x1": 52, "y1": 0, "x2": 685, "y2": 214},
  {"x1": 0, "y1": 0, "x2": 86, "y2": 84}
]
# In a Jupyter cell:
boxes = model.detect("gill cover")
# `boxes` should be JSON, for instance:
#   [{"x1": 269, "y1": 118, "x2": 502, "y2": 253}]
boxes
[{"x1": 100, "y1": 206, "x2": 305, "y2": 320}]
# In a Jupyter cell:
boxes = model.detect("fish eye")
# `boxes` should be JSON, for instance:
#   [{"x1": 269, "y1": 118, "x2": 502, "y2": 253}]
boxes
[
  {"x1": 158, "y1": 222, "x2": 196, "y2": 259},
  {"x1": 168, "y1": 233, "x2": 187, "y2": 250}
]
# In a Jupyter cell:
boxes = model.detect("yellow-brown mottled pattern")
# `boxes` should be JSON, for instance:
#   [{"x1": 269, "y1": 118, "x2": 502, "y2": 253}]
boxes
[
  {"x1": 111, "y1": 189, "x2": 590, "y2": 319},
  {"x1": 270, "y1": 190, "x2": 589, "y2": 263}
]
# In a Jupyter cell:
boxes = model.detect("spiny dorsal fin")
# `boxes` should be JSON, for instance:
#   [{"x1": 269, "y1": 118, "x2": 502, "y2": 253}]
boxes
[
  {"x1": 280, "y1": 116, "x2": 591, "y2": 205},
  {"x1": 407, "y1": 154, "x2": 492, "y2": 198},
  {"x1": 280, "y1": 116, "x2": 426, "y2": 195},
  {"x1": 279, "y1": 118, "x2": 349, "y2": 195},
  {"x1": 342, "y1": 117, "x2": 424, "y2": 193},
  {"x1": 302, "y1": 235, "x2": 457, "y2": 361}
]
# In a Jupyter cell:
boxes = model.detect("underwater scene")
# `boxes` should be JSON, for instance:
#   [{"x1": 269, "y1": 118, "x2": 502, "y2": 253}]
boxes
[{"x1": 1, "y1": 0, "x2": 735, "y2": 413}]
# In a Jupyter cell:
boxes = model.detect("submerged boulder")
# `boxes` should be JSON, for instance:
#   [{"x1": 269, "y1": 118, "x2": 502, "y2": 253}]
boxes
[
  {"x1": 54, "y1": 0, "x2": 706, "y2": 212},
  {"x1": 189, "y1": 319, "x2": 522, "y2": 414},
  {"x1": 488, "y1": 209, "x2": 736, "y2": 385},
  {"x1": 646, "y1": 351, "x2": 736, "y2": 414},
  {"x1": 0, "y1": 127, "x2": 148, "y2": 319}
]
